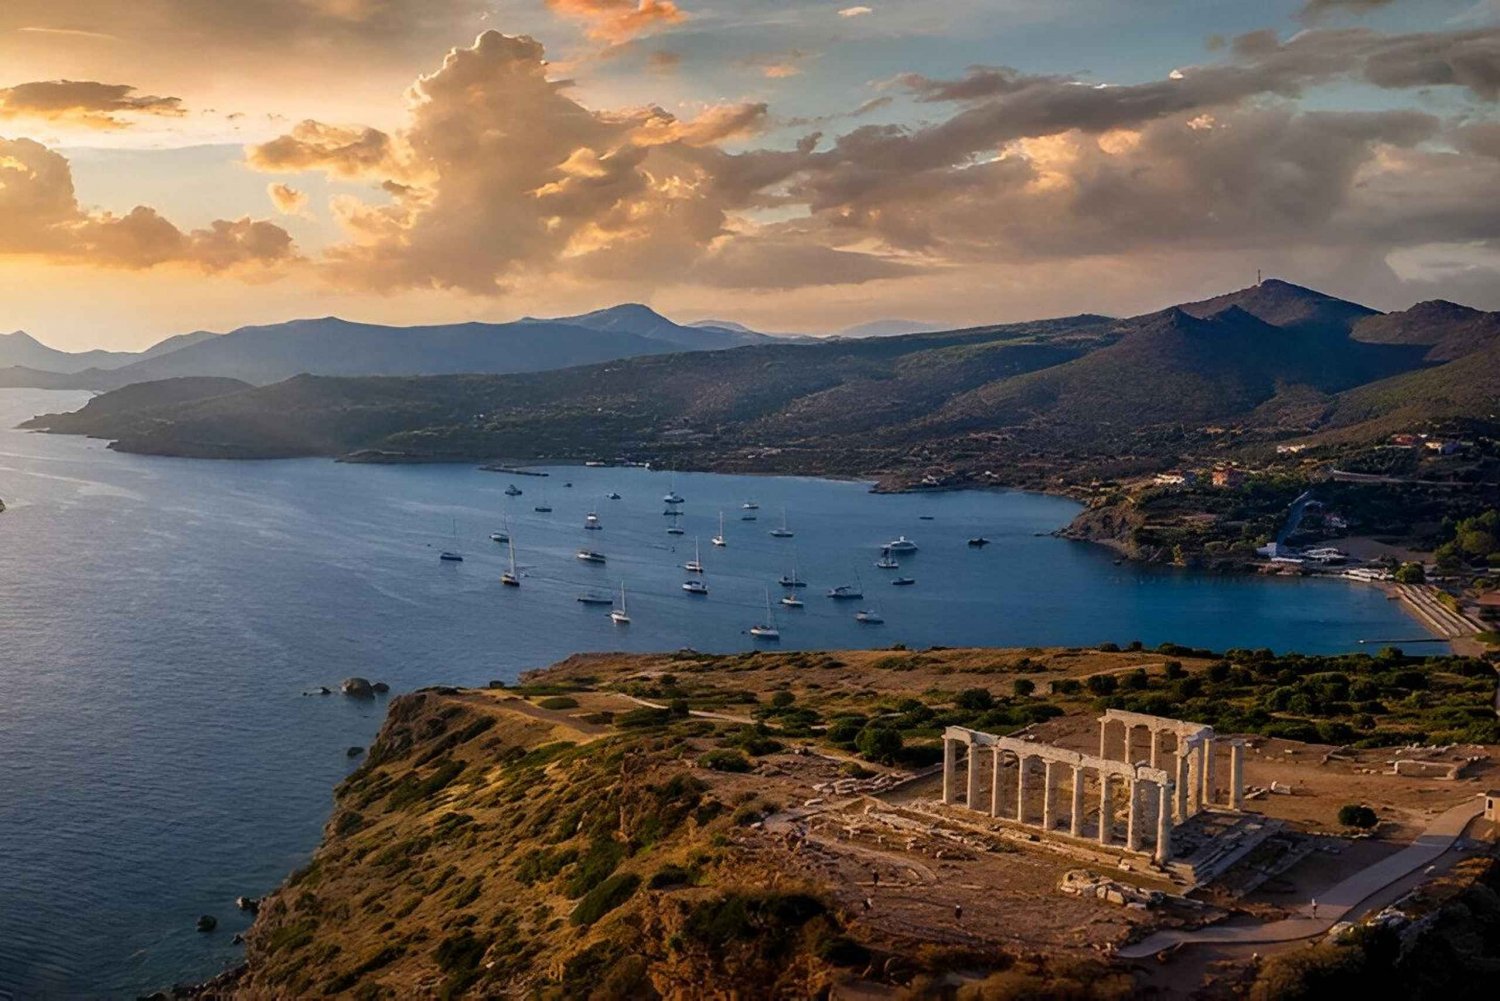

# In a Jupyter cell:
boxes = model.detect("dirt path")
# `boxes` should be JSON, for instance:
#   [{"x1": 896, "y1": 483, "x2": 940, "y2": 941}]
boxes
[{"x1": 1118, "y1": 796, "x2": 1484, "y2": 958}]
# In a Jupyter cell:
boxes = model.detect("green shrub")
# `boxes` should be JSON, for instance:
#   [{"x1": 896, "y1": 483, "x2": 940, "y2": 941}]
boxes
[
  {"x1": 537, "y1": 696, "x2": 579, "y2": 710},
  {"x1": 571, "y1": 872, "x2": 641, "y2": 926},
  {"x1": 1338, "y1": 804, "x2": 1378, "y2": 829},
  {"x1": 698, "y1": 749, "x2": 752, "y2": 772},
  {"x1": 855, "y1": 725, "x2": 903, "y2": 763}
]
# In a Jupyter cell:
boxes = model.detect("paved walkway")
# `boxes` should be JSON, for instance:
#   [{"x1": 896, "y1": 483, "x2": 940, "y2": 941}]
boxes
[{"x1": 1118, "y1": 796, "x2": 1484, "y2": 958}]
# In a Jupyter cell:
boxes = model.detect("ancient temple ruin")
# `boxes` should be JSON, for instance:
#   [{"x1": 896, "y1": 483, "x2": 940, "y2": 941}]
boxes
[{"x1": 940, "y1": 710, "x2": 1246, "y2": 865}]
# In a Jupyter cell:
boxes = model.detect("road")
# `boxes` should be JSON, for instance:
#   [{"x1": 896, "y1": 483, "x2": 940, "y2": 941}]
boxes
[{"x1": 1117, "y1": 796, "x2": 1485, "y2": 958}]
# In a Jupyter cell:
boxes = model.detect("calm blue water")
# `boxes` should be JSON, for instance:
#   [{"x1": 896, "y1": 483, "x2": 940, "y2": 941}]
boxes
[{"x1": 0, "y1": 388, "x2": 1426, "y2": 997}]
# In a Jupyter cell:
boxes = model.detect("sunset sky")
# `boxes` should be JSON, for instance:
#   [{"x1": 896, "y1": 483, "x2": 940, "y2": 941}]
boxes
[{"x1": 1, "y1": 0, "x2": 1497, "y2": 349}]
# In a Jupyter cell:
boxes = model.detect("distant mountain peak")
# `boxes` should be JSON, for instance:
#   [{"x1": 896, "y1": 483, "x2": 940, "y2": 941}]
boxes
[{"x1": 1177, "y1": 278, "x2": 1377, "y2": 334}]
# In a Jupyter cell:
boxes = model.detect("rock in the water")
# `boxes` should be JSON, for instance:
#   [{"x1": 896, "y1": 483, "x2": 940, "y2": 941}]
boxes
[
  {"x1": 371, "y1": 681, "x2": 390, "y2": 694},
  {"x1": 346, "y1": 746, "x2": 365, "y2": 758},
  {"x1": 196, "y1": 915, "x2": 217, "y2": 933},
  {"x1": 340, "y1": 677, "x2": 374, "y2": 697},
  {"x1": 235, "y1": 895, "x2": 259, "y2": 913}
]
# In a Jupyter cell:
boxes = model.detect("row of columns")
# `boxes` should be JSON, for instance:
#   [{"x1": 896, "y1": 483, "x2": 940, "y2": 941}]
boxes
[
  {"x1": 942, "y1": 738, "x2": 1173, "y2": 864},
  {"x1": 1099, "y1": 715, "x2": 1245, "y2": 818}
]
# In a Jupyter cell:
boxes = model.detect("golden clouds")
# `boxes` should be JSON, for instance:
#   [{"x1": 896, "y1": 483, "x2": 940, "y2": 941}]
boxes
[
  {"x1": 0, "y1": 80, "x2": 182, "y2": 129},
  {"x1": 267, "y1": 183, "x2": 309, "y2": 215},
  {"x1": 247, "y1": 121, "x2": 396, "y2": 178},
  {"x1": 246, "y1": 31, "x2": 879, "y2": 293},
  {"x1": 547, "y1": 0, "x2": 686, "y2": 43},
  {"x1": 0, "y1": 136, "x2": 295, "y2": 271}
]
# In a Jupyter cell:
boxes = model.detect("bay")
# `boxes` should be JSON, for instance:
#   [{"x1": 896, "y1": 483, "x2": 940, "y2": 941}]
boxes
[{"x1": 0, "y1": 389, "x2": 1425, "y2": 996}]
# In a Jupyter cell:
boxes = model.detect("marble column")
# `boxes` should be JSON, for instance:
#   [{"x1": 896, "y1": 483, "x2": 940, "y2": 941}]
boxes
[
  {"x1": 1186, "y1": 744, "x2": 1201, "y2": 816},
  {"x1": 1196, "y1": 739, "x2": 1210, "y2": 811},
  {"x1": 1201, "y1": 738, "x2": 1216, "y2": 808},
  {"x1": 1155, "y1": 782, "x2": 1173, "y2": 864},
  {"x1": 1123, "y1": 725, "x2": 1135, "y2": 765},
  {"x1": 1042, "y1": 761, "x2": 1058, "y2": 830},
  {"x1": 1230, "y1": 740, "x2": 1244, "y2": 810},
  {"x1": 1126, "y1": 779, "x2": 1142, "y2": 851},
  {"x1": 1016, "y1": 755, "x2": 1030, "y2": 824},
  {"x1": 1149, "y1": 729, "x2": 1161, "y2": 769},
  {"x1": 1174, "y1": 752, "x2": 1190, "y2": 822},
  {"x1": 1098, "y1": 773, "x2": 1113, "y2": 845},
  {"x1": 990, "y1": 746, "x2": 1003, "y2": 818},
  {"x1": 942, "y1": 738, "x2": 956, "y2": 805},
  {"x1": 1098, "y1": 719, "x2": 1109, "y2": 759},
  {"x1": 967, "y1": 740, "x2": 982, "y2": 810},
  {"x1": 1070, "y1": 765, "x2": 1086, "y2": 837}
]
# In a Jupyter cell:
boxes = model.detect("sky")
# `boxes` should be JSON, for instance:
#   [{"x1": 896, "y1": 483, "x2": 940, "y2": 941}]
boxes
[{"x1": 1, "y1": 0, "x2": 1498, "y2": 349}]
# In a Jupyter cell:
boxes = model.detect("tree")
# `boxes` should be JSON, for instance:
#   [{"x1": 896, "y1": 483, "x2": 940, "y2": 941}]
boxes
[
  {"x1": 955, "y1": 687, "x2": 994, "y2": 710},
  {"x1": 1337, "y1": 804, "x2": 1378, "y2": 829},
  {"x1": 1085, "y1": 674, "x2": 1118, "y2": 696},
  {"x1": 1012, "y1": 678, "x2": 1035, "y2": 697},
  {"x1": 770, "y1": 690, "x2": 795, "y2": 708},
  {"x1": 855, "y1": 726, "x2": 902, "y2": 763},
  {"x1": 1394, "y1": 562, "x2": 1426, "y2": 584}
]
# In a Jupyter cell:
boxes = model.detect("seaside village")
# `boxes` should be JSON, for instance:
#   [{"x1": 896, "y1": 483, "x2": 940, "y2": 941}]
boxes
[{"x1": 499, "y1": 644, "x2": 1500, "y2": 994}]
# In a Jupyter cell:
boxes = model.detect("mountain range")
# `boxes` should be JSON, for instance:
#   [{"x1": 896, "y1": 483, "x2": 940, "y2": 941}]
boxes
[
  {"x1": 21, "y1": 281, "x2": 1500, "y2": 486},
  {"x1": 0, "y1": 306, "x2": 769, "y2": 390}
]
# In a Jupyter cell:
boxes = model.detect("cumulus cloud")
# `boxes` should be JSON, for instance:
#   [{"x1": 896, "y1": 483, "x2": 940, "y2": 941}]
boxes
[
  {"x1": 546, "y1": 0, "x2": 686, "y2": 42},
  {"x1": 0, "y1": 79, "x2": 183, "y2": 128},
  {"x1": 0, "y1": 136, "x2": 296, "y2": 271},
  {"x1": 242, "y1": 25, "x2": 1500, "y2": 299},
  {"x1": 246, "y1": 31, "x2": 877, "y2": 293},
  {"x1": 247, "y1": 120, "x2": 397, "y2": 178},
  {"x1": 267, "y1": 183, "x2": 310, "y2": 215}
]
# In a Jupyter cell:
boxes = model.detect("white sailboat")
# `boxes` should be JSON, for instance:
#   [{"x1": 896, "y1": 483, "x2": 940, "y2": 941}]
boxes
[
  {"x1": 855, "y1": 608, "x2": 884, "y2": 624},
  {"x1": 769, "y1": 507, "x2": 794, "y2": 538},
  {"x1": 501, "y1": 538, "x2": 520, "y2": 586},
  {"x1": 875, "y1": 546, "x2": 899, "y2": 570},
  {"x1": 489, "y1": 515, "x2": 510, "y2": 544},
  {"x1": 610, "y1": 582, "x2": 631, "y2": 624},
  {"x1": 779, "y1": 592, "x2": 804, "y2": 609},
  {"x1": 749, "y1": 589, "x2": 780, "y2": 640},
  {"x1": 711, "y1": 511, "x2": 726, "y2": 547},
  {"x1": 682, "y1": 579, "x2": 708, "y2": 595},
  {"x1": 684, "y1": 538, "x2": 704, "y2": 574},
  {"x1": 584, "y1": 511, "x2": 601, "y2": 530}
]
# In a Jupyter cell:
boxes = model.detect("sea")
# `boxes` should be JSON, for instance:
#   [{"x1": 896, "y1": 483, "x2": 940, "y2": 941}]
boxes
[{"x1": 0, "y1": 389, "x2": 1429, "y2": 997}]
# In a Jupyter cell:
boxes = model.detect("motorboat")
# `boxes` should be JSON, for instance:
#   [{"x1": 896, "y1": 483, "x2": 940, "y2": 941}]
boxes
[
  {"x1": 606, "y1": 492, "x2": 621, "y2": 500},
  {"x1": 504, "y1": 484, "x2": 522, "y2": 496},
  {"x1": 891, "y1": 576, "x2": 915, "y2": 586},
  {"x1": 682, "y1": 579, "x2": 709, "y2": 595},
  {"x1": 439, "y1": 551, "x2": 463, "y2": 562},
  {"x1": 967, "y1": 537, "x2": 990, "y2": 547},
  {"x1": 875, "y1": 547, "x2": 899, "y2": 570},
  {"x1": 489, "y1": 530, "x2": 509, "y2": 544},
  {"x1": 855, "y1": 609, "x2": 884, "y2": 624},
  {"x1": 576, "y1": 549, "x2": 606, "y2": 564},
  {"x1": 584, "y1": 512, "x2": 601, "y2": 530},
  {"x1": 827, "y1": 584, "x2": 863, "y2": 600},
  {"x1": 779, "y1": 593, "x2": 804, "y2": 609},
  {"x1": 885, "y1": 536, "x2": 918, "y2": 553},
  {"x1": 576, "y1": 591, "x2": 613, "y2": 605},
  {"x1": 742, "y1": 501, "x2": 760, "y2": 510}
]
